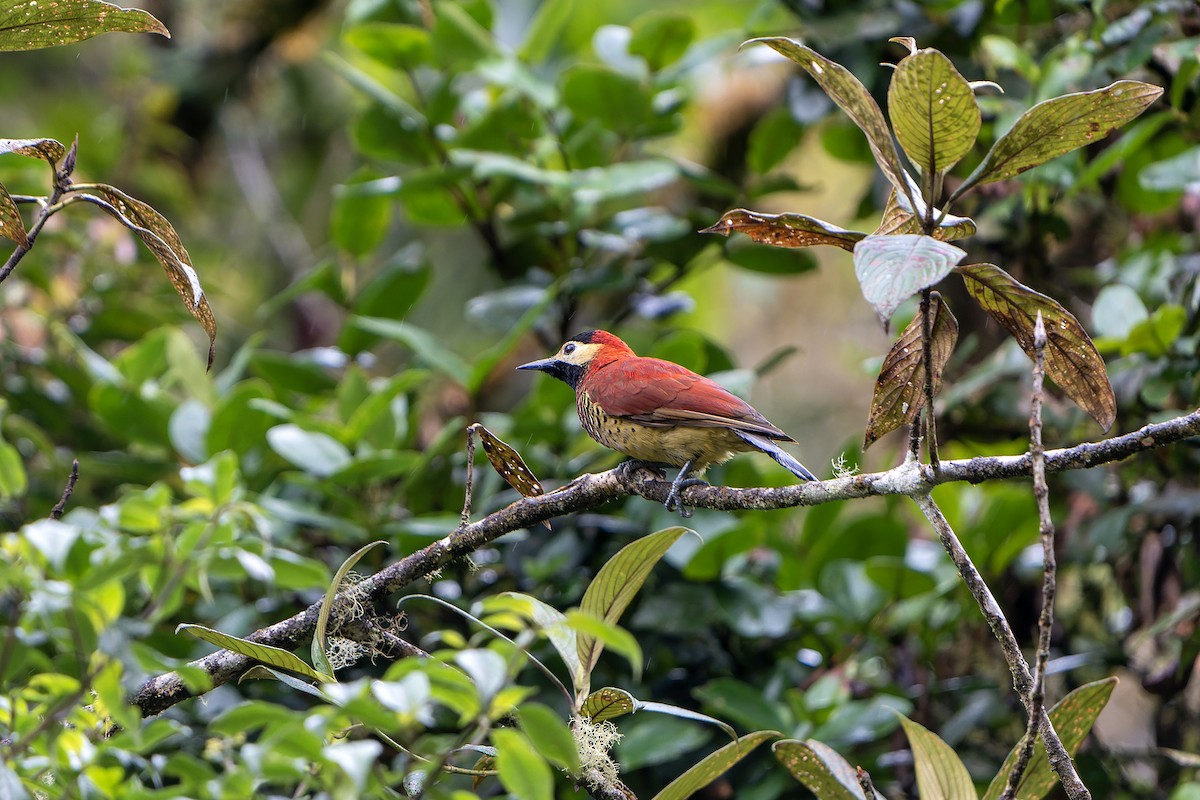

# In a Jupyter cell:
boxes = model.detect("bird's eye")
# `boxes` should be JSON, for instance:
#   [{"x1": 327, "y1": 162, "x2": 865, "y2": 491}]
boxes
[{"x1": 563, "y1": 343, "x2": 577, "y2": 355}]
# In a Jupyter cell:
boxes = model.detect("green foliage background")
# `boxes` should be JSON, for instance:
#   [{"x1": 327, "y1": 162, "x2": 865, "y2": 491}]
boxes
[{"x1": 1, "y1": 0, "x2": 1198, "y2": 797}]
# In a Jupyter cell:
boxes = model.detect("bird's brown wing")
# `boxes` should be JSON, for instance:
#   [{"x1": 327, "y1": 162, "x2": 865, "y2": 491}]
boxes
[{"x1": 585, "y1": 357, "x2": 794, "y2": 441}]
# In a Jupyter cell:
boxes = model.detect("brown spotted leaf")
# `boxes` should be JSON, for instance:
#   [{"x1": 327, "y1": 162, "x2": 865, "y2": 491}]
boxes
[
  {"x1": 82, "y1": 185, "x2": 216, "y2": 369},
  {"x1": 751, "y1": 37, "x2": 914, "y2": 207},
  {"x1": 0, "y1": 137, "x2": 66, "y2": 165},
  {"x1": 702, "y1": 208, "x2": 867, "y2": 252},
  {"x1": 579, "y1": 687, "x2": 637, "y2": 722},
  {"x1": 888, "y1": 48, "x2": 980, "y2": 174},
  {"x1": 957, "y1": 80, "x2": 1163, "y2": 196},
  {"x1": 471, "y1": 423, "x2": 544, "y2": 499},
  {"x1": 957, "y1": 263, "x2": 1115, "y2": 430},
  {"x1": 774, "y1": 739, "x2": 867, "y2": 800},
  {"x1": 0, "y1": 183, "x2": 29, "y2": 247},
  {"x1": 864, "y1": 292, "x2": 958, "y2": 448},
  {"x1": 873, "y1": 191, "x2": 976, "y2": 242},
  {"x1": 981, "y1": 677, "x2": 1117, "y2": 800},
  {"x1": 0, "y1": 0, "x2": 169, "y2": 52}
]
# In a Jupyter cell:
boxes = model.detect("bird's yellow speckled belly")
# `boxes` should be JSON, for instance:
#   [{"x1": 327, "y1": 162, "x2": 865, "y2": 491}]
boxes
[{"x1": 576, "y1": 391, "x2": 749, "y2": 470}]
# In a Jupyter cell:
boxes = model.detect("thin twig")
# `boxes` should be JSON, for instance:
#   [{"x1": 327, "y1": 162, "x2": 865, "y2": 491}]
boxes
[
  {"x1": 461, "y1": 424, "x2": 478, "y2": 528},
  {"x1": 129, "y1": 407, "x2": 1200, "y2": 718},
  {"x1": 50, "y1": 459, "x2": 79, "y2": 520},
  {"x1": 920, "y1": 288, "x2": 940, "y2": 469},
  {"x1": 1000, "y1": 313, "x2": 1059, "y2": 800},
  {"x1": 913, "y1": 493, "x2": 1088, "y2": 799}
]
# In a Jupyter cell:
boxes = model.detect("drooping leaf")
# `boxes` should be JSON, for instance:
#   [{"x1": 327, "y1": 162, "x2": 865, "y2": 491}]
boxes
[
  {"x1": 863, "y1": 292, "x2": 958, "y2": 448},
  {"x1": 495, "y1": 592, "x2": 582, "y2": 692},
  {"x1": 469, "y1": 424, "x2": 550, "y2": 527},
  {"x1": 0, "y1": 137, "x2": 65, "y2": 165},
  {"x1": 887, "y1": 48, "x2": 980, "y2": 174},
  {"x1": 898, "y1": 716, "x2": 975, "y2": 800},
  {"x1": 774, "y1": 739, "x2": 868, "y2": 800},
  {"x1": 981, "y1": 677, "x2": 1118, "y2": 800},
  {"x1": 702, "y1": 208, "x2": 867, "y2": 252},
  {"x1": 81, "y1": 185, "x2": 216, "y2": 368},
  {"x1": 493, "y1": 728, "x2": 553, "y2": 800},
  {"x1": 177, "y1": 623, "x2": 333, "y2": 683},
  {"x1": 576, "y1": 527, "x2": 689, "y2": 680},
  {"x1": 874, "y1": 189, "x2": 976, "y2": 241},
  {"x1": 0, "y1": 0, "x2": 168, "y2": 51},
  {"x1": 957, "y1": 263, "x2": 1115, "y2": 430},
  {"x1": 312, "y1": 541, "x2": 386, "y2": 678},
  {"x1": 518, "y1": 702, "x2": 581, "y2": 775},
  {"x1": 0, "y1": 183, "x2": 28, "y2": 247},
  {"x1": 957, "y1": 80, "x2": 1163, "y2": 195},
  {"x1": 636, "y1": 701, "x2": 737, "y2": 743},
  {"x1": 750, "y1": 37, "x2": 914, "y2": 207},
  {"x1": 853, "y1": 234, "x2": 967, "y2": 325},
  {"x1": 650, "y1": 730, "x2": 779, "y2": 800},
  {"x1": 580, "y1": 687, "x2": 637, "y2": 722},
  {"x1": 238, "y1": 666, "x2": 329, "y2": 701}
]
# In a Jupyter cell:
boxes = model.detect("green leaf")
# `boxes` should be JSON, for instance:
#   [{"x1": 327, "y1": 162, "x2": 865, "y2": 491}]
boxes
[
  {"x1": 80, "y1": 185, "x2": 216, "y2": 369},
  {"x1": 579, "y1": 687, "x2": 637, "y2": 722},
  {"x1": 495, "y1": 592, "x2": 582, "y2": 692},
  {"x1": 518, "y1": 0, "x2": 575, "y2": 63},
  {"x1": 431, "y1": 0, "x2": 496, "y2": 70},
  {"x1": 629, "y1": 11, "x2": 694, "y2": 72},
  {"x1": 349, "y1": 317, "x2": 471, "y2": 386},
  {"x1": 566, "y1": 610, "x2": 643, "y2": 682},
  {"x1": 0, "y1": 0, "x2": 168, "y2": 51},
  {"x1": 957, "y1": 263, "x2": 1115, "y2": 430},
  {"x1": 0, "y1": 439, "x2": 27, "y2": 499},
  {"x1": 863, "y1": 291, "x2": 958, "y2": 448},
  {"x1": 0, "y1": 764, "x2": 30, "y2": 800},
  {"x1": 493, "y1": 728, "x2": 553, "y2": 800},
  {"x1": 957, "y1": 80, "x2": 1163, "y2": 195},
  {"x1": 853, "y1": 234, "x2": 967, "y2": 325},
  {"x1": 750, "y1": 38, "x2": 914, "y2": 207},
  {"x1": 981, "y1": 677, "x2": 1117, "y2": 800},
  {"x1": 774, "y1": 739, "x2": 867, "y2": 800},
  {"x1": 266, "y1": 424, "x2": 353, "y2": 477},
  {"x1": 636, "y1": 701, "x2": 737, "y2": 743},
  {"x1": 519, "y1": 702, "x2": 581, "y2": 775},
  {"x1": 1139, "y1": 144, "x2": 1200, "y2": 192},
  {"x1": 312, "y1": 541, "x2": 386, "y2": 678},
  {"x1": 576, "y1": 527, "x2": 689, "y2": 683},
  {"x1": 343, "y1": 23, "x2": 432, "y2": 70},
  {"x1": 177, "y1": 623, "x2": 333, "y2": 683},
  {"x1": 702, "y1": 208, "x2": 866, "y2": 253},
  {"x1": 723, "y1": 236, "x2": 817, "y2": 275},
  {"x1": 562, "y1": 64, "x2": 653, "y2": 136},
  {"x1": 898, "y1": 716, "x2": 975, "y2": 800},
  {"x1": 887, "y1": 48, "x2": 980, "y2": 174},
  {"x1": 331, "y1": 174, "x2": 392, "y2": 257},
  {"x1": 0, "y1": 182, "x2": 28, "y2": 247},
  {"x1": 650, "y1": 730, "x2": 779, "y2": 800},
  {"x1": 339, "y1": 258, "x2": 430, "y2": 355}
]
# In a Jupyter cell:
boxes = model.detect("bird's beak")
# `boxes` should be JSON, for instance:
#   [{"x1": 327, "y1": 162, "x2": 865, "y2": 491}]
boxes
[{"x1": 516, "y1": 357, "x2": 556, "y2": 372}]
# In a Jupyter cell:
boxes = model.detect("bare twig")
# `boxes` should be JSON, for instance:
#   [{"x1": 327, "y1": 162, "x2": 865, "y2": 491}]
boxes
[
  {"x1": 50, "y1": 459, "x2": 79, "y2": 520},
  {"x1": 1000, "y1": 313, "x2": 1059, "y2": 800},
  {"x1": 130, "y1": 408, "x2": 1200, "y2": 719},
  {"x1": 920, "y1": 288, "x2": 940, "y2": 469},
  {"x1": 913, "y1": 493, "x2": 1088, "y2": 800},
  {"x1": 461, "y1": 424, "x2": 478, "y2": 528},
  {"x1": 0, "y1": 138, "x2": 78, "y2": 285}
]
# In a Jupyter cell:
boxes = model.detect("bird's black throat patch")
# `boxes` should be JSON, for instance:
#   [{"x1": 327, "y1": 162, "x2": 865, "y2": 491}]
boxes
[{"x1": 541, "y1": 360, "x2": 585, "y2": 389}]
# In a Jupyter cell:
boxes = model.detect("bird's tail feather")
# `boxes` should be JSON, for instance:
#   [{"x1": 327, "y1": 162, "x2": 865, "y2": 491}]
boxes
[{"x1": 734, "y1": 430, "x2": 818, "y2": 482}]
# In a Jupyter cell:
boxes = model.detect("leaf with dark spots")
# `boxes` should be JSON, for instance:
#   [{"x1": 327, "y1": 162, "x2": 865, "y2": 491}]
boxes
[
  {"x1": 579, "y1": 687, "x2": 637, "y2": 722},
  {"x1": 873, "y1": 191, "x2": 976, "y2": 242},
  {"x1": 887, "y1": 48, "x2": 980, "y2": 174},
  {"x1": 80, "y1": 185, "x2": 217, "y2": 369},
  {"x1": 853, "y1": 234, "x2": 966, "y2": 325},
  {"x1": 470, "y1": 423, "x2": 545, "y2": 500},
  {"x1": 774, "y1": 739, "x2": 866, "y2": 800},
  {"x1": 0, "y1": 183, "x2": 29, "y2": 247},
  {"x1": 956, "y1": 80, "x2": 1162, "y2": 196},
  {"x1": 702, "y1": 208, "x2": 866, "y2": 252},
  {"x1": 0, "y1": 0, "x2": 169, "y2": 52},
  {"x1": 0, "y1": 137, "x2": 65, "y2": 165},
  {"x1": 749, "y1": 37, "x2": 914, "y2": 208},
  {"x1": 864, "y1": 292, "x2": 958, "y2": 449},
  {"x1": 957, "y1": 263, "x2": 1115, "y2": 430}
]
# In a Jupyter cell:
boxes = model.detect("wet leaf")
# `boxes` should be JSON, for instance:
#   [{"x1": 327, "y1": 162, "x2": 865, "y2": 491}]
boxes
[
  {"x1": 0, "y1": 137, "x2": 65, "y2": 165},
  {"x1": 888, "y1": 48, "x2": 979, "y2": 174},
  {"x1": 853, "y1": 234, "x2": 966, "y2": 325},
  {"x1": 898, "y1": 716, "x2": 975, "y2": 800},
  {"x1": 864, "y1": 292, "x2": 958, "y2": 448},
  {"x1": 0, "y1": 0, "x2": 169, "y2": 51},
  {"x1": 981, "y1": 677, "x2": 1117, "y2": 800},
  {"x1": 580, "y1": 687, "x2": 636, "y2": 722},
  {"x1": 177, "y1": 623, "x2": 333, "y2": 683},
  {"x1": 957, "y1": 263, "x2": 1115, "y2": 430},
  {"x1": 703, "y1": 208, "x2": 867, "y2": 252},
  {"x1": 774, "y1": 739, "x2": 867, "y2": 799},
  {"x1": 751, "y1": 37, "x2": 913, "y2": 206},
  {"x1": 651, "y1": 730, "x2": 779, "y2": 800},
  {"x1": 872, "y1": 191, "x2": 976, "y2": 241},
  {"x1": 0, "y1": 182, "x2": 28, "y2": 247},
  {"x1": 83, "y1": 185, "x2": 216, "y2": 369},
  {"x1": 958, "y1": 80, "x2": 1163, "y2": 194}
]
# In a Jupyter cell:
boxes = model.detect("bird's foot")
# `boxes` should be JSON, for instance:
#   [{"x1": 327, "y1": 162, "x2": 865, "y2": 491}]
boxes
[
  {"x1": 615, "y1": 459, "x2": 668, "y2": 482},
  {"x1": 664, "y1": 477, "x2": 708, "y2": 518}
]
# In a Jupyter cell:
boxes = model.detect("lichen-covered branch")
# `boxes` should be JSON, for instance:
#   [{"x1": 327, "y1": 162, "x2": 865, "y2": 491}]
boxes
[{"x1": 130, "y1": 408, "x2": 1200, "y2": 716}]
